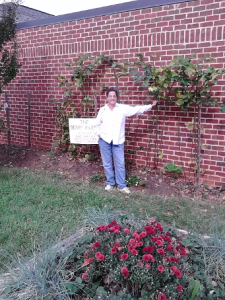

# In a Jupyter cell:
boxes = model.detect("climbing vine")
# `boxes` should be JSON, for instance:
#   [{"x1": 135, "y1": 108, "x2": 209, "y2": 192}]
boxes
[
  {"x1": 51, "y1": 54, "x2": 225, "y2": 189},
  {"x1": 135, "y1": 56, "x2": 225, "y2": 190}
]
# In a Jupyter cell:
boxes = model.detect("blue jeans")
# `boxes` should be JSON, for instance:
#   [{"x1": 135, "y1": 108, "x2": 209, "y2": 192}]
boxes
[{"x1": 98, "y1": 138, "x2": 126, "y2": 189}]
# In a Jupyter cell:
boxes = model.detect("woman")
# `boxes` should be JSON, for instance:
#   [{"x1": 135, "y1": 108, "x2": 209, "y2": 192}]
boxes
[{"x1": 94, "y1": 87, "x2": 157, "y2": 194}]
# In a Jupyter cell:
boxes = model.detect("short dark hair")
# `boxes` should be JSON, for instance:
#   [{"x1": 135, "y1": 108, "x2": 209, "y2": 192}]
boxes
[{"x1": 106, "y1": 87, "x2": 118, "y2": 98}]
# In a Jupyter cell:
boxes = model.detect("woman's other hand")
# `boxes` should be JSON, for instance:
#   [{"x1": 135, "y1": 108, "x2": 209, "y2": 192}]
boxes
[{"x1": 152, "y1": 100, "x2": 158, "y2": 107}]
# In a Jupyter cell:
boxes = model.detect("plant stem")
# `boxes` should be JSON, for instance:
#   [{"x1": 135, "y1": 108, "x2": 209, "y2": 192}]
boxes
[
  {"x1": 154, "y1": 102, "x2": 159, "y2": 169},
  {"x1": 196, "y1": 104, "x2": 202, "y2": 191},
  {"x1": 177, "y1": 107, "x2": 186, "y2": 181}
]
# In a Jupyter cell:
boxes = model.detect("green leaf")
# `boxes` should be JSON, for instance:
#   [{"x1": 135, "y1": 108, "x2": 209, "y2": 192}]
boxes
[
  {"x1": 220, "y1": 102, "x2": 225, "y2": 113},
  {"x1": 158, "y1": 151, "x2": 163, "y2": 159},
  {"x1": 185, "y1": 123, "x2": 196, "y2": 131},
  {"x1": 186, "y1": 67, "x2": 195, "y2": 76},
  {"x1": 4, "y1": 287, "x2": 12, "y2": 294},
  {"x1": 96, "y1": 286, "x2": 107, "y2": 296},
  {"x1": 64, "y1": 282, "x2": 78, "y2": 293},
  {"x1": 189, "y1": 280, "x2": 201, "y2": 300},
  {"x1": 75, "y1": 277, "x2": 82, "y2": 284},
  {"x1": 218, "y1": 281, "x2": 225, "y2": 290},
  {"x1": 205, "y1": 67, "x2": 214, "y2": 73},
  {"x1": 176, "y1": 99, "x2": 183, "y2": 106},
  {"x1": 193, "y1": 264, "x2": 199, "y2": 271},
  {"x1": 111, "y1": 62, "x2": 117, "y2": 68},
  {"x1": 84, "y1": 233, "x2": 94, "y2": 243}
]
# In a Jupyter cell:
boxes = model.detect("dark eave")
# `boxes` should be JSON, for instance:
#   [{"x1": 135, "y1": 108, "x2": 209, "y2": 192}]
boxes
[{"x1": 16, "y1": 0, "x2": 191, "y2": 30}]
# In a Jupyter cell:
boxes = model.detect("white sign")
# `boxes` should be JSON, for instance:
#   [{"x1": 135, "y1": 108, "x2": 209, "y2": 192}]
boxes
[{"x1": 69, "y1": 118, "x2": 98, "y2": 144}]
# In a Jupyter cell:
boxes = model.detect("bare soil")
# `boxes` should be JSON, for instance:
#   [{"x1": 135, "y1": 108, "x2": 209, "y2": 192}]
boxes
[{"x1": 0, "y1": 144, "x2": 224, "y2": 203}]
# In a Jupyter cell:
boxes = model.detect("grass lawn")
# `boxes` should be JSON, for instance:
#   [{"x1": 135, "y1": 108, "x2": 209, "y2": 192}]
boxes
[{"x1": 1, "y1": 166, "x2": 225, "y2": 273}]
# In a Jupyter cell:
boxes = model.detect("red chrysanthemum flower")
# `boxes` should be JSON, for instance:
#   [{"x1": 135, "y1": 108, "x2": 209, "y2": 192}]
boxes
[
  {"x1": 139, "y1": 231, "x2": 147, "y2": 238},
  {"x1": 108, "y1": 220, "x2": 117, "y2": 227},
  {"x1": 175, "y1": 269, "x2": 182, "y2": 278},
  {"x1": 166, "y1": 244, "x2": 172, "y2": 251},
  {"x1": 121, "y1": 266, "x2": 129, "y2": 277},
  {"x1": 95, "y1": 252, "x2": 105, "y2": 261},
  {"x1": 120, "y1": 253, "x2": 129, "y2": 260},
  {"x1": 129, "y1": 238, "x2": 136, "y2": 245},
  {"x1": 170, "y1": 265, "x2": 177, "y2": 274},
  {"x1": 163, "y1": 256, "x2": 171, "y2": 262},
  {"x1": 158, "y1": 293, "x2": 167, "y2": 300},
  {"x1": 150, "y1": 254, "x2": 155, "y2": 262},
  {"x1": 92, "y1": 241, "x2": 100, "y2": 249},
  {"x1": 170, "y1": 256, "x2": 180, "y2": 263},
  {"x1": 99, "y1": 254, "x2": 105, "y2": 261},
  {"x1": 144, "y1": 226, "x2": 151, "y2": 231},
  {"x1": 177, "y1": 285, "x2": 183, "y2": 292},
  {"x1": 173, "y1": 248, "x2": 179, "y2": 255},
  {"x1": 151, "y1": 236, "x2": 157, "y2": 242},
  {"x1": 123, "y1": 228, "x2": 130, "y2": 233},
  {"x1": 144, "y1": 226, "x2": 155, "y2": 235},
  {"x1": 143, "y1": 246, "x2": 154, "y2": 253},
  {"x1": 157, "y1": 224, "x2": 164, "y2": 231},
  {"x1": 145, "y1": 263, "x2": 151, "y2": 269},
  {"x1": 82, "y1": 273, "x2": 88, "y2": 280},
  {"x1": 157, "y1": 248, "x2": 165, "y2": 256},
  {"x1": 143, "y1": 254, "x2": 151, "y2": 261},
  {"x1": 136, "y1": 241, "x2": 143, "y2": 247},
  {"x1": 164, "y1": 236, "x2": 172, "y2": 242},
  {"x1": 132, "y1": 232, "x2": 139, "y2": 238},
  {"x1": 181, "y1": 249, "x2": 187, "y2": 256},
  {"x1": 113, "y1": 242, "x2": 121, "y2": 248},
  {"x1": 155, "y1": 239, "x2": 163, "y2": 246},
  {"x1": 95, "y1": 252, "x2": 101, "y2": 259},
  {"x1": 130, "y1": 248, "x2": 138, "y2": 255},
  {"x1": 111, "y1": 247, "x2": 117, "y2": 254},
  {"x1": 121, "y1": 266, "x2": 128, "y2": 273},
  {"x1": 128, "y1": 245, "x2": 135, "y2": 251},
  {"x1": 118, "y1": 246, "x2": 123, "y2": 251},
  {"x1": 158, "y1": 265, "x2": 165, "y2": 272},
  {"x1": 100, "y1": 225, "x2": 107, "y2": 231},
  {"x1": 114, "y1": 229, "x2": 120, "y2": 234},
  {"x1": 82, "y1": 259, "x2": 89, "y2": 266},
  {"x1": 114, "y1": 224, "x2": 121, "y2": 230},
  {"x1": 138, "y1": 261, "x2": 143, "y2": 266}
]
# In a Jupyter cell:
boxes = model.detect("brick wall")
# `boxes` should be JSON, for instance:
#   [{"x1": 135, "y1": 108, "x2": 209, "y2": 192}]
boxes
[{"x1": 0, "y1": 0, "x2": 225, "y2": 187}]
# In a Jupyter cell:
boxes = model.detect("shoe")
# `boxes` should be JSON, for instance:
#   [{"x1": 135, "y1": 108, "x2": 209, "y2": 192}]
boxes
[
  {"x1": 118, "y1": 187, "x2": 130, "y2": 194},
  {"x1": 105, "y1": 185, "x2": 114, "y2": 191}
]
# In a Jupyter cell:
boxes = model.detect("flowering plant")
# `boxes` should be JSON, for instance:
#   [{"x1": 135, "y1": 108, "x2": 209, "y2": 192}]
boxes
[{"x1": 81, "y1": 219, "x2": 190, "y2": 299}]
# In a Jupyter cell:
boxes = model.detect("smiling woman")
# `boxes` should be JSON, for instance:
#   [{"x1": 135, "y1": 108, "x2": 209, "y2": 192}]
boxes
[
  {"x1": 94, "y1": 87, "x2": 157, "y2": 194},
  {"x1": 21, "y1": 0, "x2": 133, "y2": 15}
]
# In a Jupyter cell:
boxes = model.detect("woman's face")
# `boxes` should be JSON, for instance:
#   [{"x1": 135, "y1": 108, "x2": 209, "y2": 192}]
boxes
[{"x1": 107, "y1": 91, "x2": 117, "y2": 106}]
